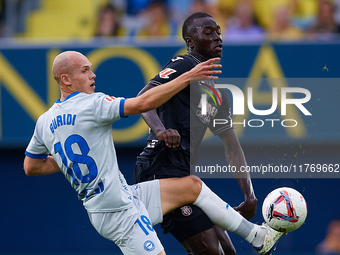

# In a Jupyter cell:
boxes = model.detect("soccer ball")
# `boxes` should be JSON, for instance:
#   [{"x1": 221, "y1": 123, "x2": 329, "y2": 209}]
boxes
[{"x1": 262, "y1": 187, "x2": 307, "y2": 233}]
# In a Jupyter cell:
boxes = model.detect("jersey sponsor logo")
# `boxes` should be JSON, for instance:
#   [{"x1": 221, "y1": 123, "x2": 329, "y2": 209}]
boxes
[
  {"x1": 144, "y1": 240, "x2": 155, "y2": 251},
  {"x1": 159, "y1": 68, "x2": 176, "y2": 79},
  {"x1": 180, "y1": 205, "x2": 193, "y2": 216},
  {"x1": 105, "y1": 96, "x2": 116, "y2": 102}
]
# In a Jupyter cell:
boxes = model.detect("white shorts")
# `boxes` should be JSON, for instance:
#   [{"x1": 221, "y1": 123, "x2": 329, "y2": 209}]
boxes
[{"x1": 88, "y1": 180, "x2": 163, "y2": 255}]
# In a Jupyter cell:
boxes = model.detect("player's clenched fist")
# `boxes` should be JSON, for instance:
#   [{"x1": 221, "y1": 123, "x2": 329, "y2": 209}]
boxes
[{"x1": 156, "y1": 129, "x2": 181, "y2": 148}]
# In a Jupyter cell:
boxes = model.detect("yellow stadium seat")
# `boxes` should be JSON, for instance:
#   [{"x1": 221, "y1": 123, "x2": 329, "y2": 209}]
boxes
[
  {"x1": 253, "y1": 0, "x2": 318, "y2": 29},
  {"x1": 253, "y1": 0, "x2": 292, "y2": 29},
  {"x1": 24, "y1": 0, "x2": 107, "y2": 39}
]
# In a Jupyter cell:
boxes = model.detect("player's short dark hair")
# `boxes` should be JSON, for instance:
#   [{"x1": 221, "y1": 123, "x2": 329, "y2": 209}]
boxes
[{"x1": 182, "y1": 12, "x2": 213, "y2": 41}]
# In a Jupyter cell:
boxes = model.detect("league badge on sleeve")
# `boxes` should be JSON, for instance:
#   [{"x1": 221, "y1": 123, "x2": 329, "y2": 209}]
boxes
[
  {"x1": 159, "y1": 68, "x2": 176, "y2": 79},
  {"x1": 105, "y1": 96, "x2": 116, "y2": 102}
]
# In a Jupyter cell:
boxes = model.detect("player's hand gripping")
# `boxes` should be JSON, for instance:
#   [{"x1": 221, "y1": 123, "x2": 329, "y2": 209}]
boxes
[
  {"x1": 188, "y1": 57, "x2": 222, "y2": 81},
  {"x1": 156, "y1": 129, "x2": 181, "y2": 148},
  {"x1": 234, "y1": 196, "x2": 258, "y2": 220}
]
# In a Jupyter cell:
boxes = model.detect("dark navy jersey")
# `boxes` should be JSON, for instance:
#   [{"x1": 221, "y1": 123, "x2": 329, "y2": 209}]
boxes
[{"x1": 135, "y1": 53, "x2": 233, "y2": 180}]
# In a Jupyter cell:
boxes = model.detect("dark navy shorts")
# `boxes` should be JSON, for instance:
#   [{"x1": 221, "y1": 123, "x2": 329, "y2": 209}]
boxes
[
  {"x1": 134, "y1": 160, "x2": 214, "y2": 242},
  {"x1": 161, "y1": 204, "x2": 214, "y2": 242}
]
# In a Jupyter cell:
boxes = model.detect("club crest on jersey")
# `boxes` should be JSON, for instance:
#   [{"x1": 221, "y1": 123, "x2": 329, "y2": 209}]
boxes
[
  {"x1": 159, "y1": 68, "x2": 176, "y2": 79},
  {"x1": 180, "y1": 206, "x2": 193, "y2": 216},
  {"x1": 144, "y1": 240, "x2": 155, "y2": 251}
]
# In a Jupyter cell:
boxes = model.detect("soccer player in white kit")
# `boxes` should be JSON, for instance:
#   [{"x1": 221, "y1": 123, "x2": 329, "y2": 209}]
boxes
[{"x1": 24, "y1": 51, "x2": 283, "y2": 255}]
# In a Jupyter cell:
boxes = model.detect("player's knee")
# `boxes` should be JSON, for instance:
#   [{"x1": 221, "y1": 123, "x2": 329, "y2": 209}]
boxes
[
  {"x1": 191, "y1": 175, "x2": 202, "y2": 190},
  {"x1": 186, "y1": 176, "x2": 202, "y2": 202}
]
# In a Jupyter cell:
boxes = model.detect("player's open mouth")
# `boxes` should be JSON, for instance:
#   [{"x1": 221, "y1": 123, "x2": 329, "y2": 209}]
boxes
[{"x1": 90, "y1": 82, "x2": 95, "y2": 87}]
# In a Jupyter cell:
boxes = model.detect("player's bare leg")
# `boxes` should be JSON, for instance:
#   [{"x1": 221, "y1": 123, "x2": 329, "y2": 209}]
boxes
[
  {"x1": 214, "y1": 226, "x2": 236, "y2": 255},
  {"x1": 159, "y1": 176, "x2": 284, "y2": 255},
  {"x1": 160, "y1": 176, "x2": 202, "y2": 215},
  {"x1": 160, "y1": 176, "x2": 235, "y2": 255},
  {"x1": 179, "y1": 222, "x2": 236, "y2": 255},
  {"x1": 181, "y1": 228, "x2": 224, "y2": 255}
]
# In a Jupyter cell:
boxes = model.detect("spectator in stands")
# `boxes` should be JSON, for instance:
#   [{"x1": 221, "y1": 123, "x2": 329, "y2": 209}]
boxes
[
  {"x1": 173, "y1": 0, "x2": 213, "y2": 39},
  {"x1": 136, "y1": 0, "x2": 173, "y2": 38},
  {"x1": 168, "y1": 0, "x2": 190, "y2": 27},
  {"x1": 193, "y1": 0, "x2": 227, "y2": 33},
  {"x1": 126, "y1": 0, "x2": 166, "y2": 16},
  {"x1": 224, "y1": 2, "x2": 265, "y2": 42},
  {"x1": 268, "y1": 5, "x2": 303, "y2": 41},
  {"x1": 216, "y1": 0, "x2": 253, "y2": 21},
  {"x1": 290, "y1": 0, "x2": 318, "y2": 30},
  {"x1": 0, "y1": 0, "x2": 5, "y2": 36},
  {"x1": 95, "y1": 3, "x2": 125, "y2": 37},
  {"x1": 316, "y1": 219, "x2": 340, "y2": 254},
  {"x1": 1, "y1": 0, "x2": 40, "y2": 37},
  {"x1": 190, "y1": 0, "x2": 211, "y2": 13},
  {"x1": 215, "y1": 0, "x2": 238, "y2": 20},
  {"x1": 172, "y1": 0, "x2": 226, "y2": 40},
  {"x1": 306, "y1": 0, "x2": 340, "y2": 40},
  {"x1": 170, "y1": 0, "x2": 214, "y2": 26},
  {"x1": 333, "y1": 0, "x2": 340, "y2": 26}
]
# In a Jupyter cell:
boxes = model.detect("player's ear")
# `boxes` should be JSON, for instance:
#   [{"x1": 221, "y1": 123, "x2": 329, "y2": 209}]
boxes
[
  {"x1": 60, "y1": 74, "x2": 71, "y2": 85},
  {"x1": 186, "y1": 36, "x2": 194, "y2": 49}
]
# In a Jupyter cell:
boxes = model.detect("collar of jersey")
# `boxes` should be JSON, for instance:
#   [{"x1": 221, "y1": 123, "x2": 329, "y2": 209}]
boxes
[
  {"x1": 188, "y1": 52, "x2": 208, "y2": 64},
  {"x1": 56, "y1": 92, "x2": 80, "y2": 103}
]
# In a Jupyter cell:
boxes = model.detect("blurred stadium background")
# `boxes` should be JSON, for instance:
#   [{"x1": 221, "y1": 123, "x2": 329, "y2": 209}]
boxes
[{"x1": 1, "y1": 0, "x2": 340, "y2": 254}]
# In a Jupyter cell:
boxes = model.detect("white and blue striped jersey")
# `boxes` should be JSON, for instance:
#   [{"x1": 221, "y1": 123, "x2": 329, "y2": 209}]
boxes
[{"x1": 25, "y1": 92, "x2": 134, "y2": 213}]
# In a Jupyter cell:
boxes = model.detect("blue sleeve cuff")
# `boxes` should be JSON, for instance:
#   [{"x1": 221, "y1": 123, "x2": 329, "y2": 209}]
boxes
[
  {"x1": 25, "y1": 151, "x2": 48, "y2": 159},
  {"x1": 119, "y1": 98, "x2": 128, "y2": 118}
]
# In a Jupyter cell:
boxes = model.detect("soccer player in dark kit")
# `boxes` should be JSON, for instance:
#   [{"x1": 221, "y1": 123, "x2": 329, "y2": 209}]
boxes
[{"x1": 133, "y1": 12, "x2": 258, "y2": 255}]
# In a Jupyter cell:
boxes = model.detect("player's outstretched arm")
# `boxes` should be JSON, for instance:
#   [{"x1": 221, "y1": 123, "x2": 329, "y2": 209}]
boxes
[
  {"x1": 123, "y1": 58, "x2": 221, "y2": 116},
  {"x1": 137, "y1": 84, "x2": 181, "y2": 148},
  {"x1": 219, "y1": 129, "x2": 257, "y2": 220},
  {"x1": 24, "y1": 155, "x2": 60, "y2": 176}
]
